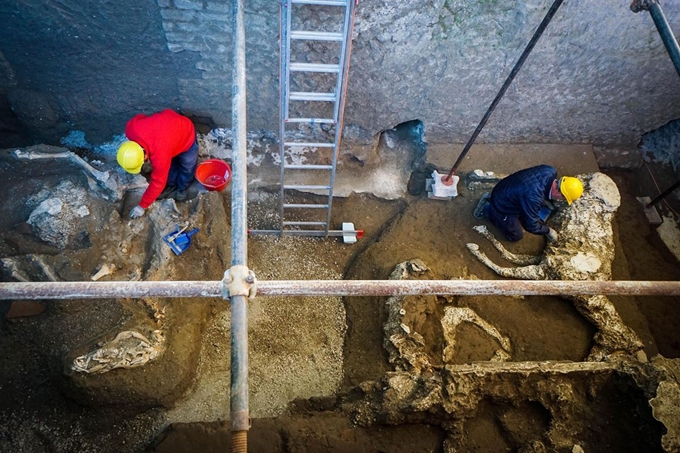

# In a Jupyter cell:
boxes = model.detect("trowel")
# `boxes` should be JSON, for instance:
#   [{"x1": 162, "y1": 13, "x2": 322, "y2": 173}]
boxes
[{"x1": 163, "y1": 224, "x2": 199, "y2": 255}]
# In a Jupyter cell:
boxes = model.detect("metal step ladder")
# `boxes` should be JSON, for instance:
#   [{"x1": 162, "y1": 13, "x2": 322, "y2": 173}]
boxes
[{"x1": 276, "y1": 0, "x2": 357, "y2": 237}]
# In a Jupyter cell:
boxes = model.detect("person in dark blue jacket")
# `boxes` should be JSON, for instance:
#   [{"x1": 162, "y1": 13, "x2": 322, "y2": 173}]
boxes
[{"x1": 473, "y1": 165, "x2": 583, "y2": 242}]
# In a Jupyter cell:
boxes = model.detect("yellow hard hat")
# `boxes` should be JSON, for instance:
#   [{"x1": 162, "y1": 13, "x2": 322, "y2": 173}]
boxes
[
  {"x1": 116, "y1": 141, "x2": 144, "y2": 174},
  {"x1": 559, "y1": 176, "x2": 583, "y2": 205}
]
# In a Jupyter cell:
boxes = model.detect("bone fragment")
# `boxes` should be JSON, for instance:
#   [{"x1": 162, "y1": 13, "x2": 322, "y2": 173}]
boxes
[
  {"x1": 441, "y1": 306, "x2": 512, "y2": 363},
  {"x1": 29, "y1": 254, "x2": 58, "y2": 281},
  {"x1": 12, "y1": 148, "x2": 110, "y2": 184},
  {"x1": 128, "y1": 268, "x2": 142, "y2": 282},
  {"x1": 473, "y1": 225, "x2": 542, "y2": 265},
  {"x1": 11, "y1": 270, "x2": 30, "y2": 282},
  {"x1": 467, "y1": 181, "x2": 498, "y2": 191},
  {"x1": 71, "y1": 329, "x2": 165, "y2": 374},
  {"x1": 1, "y1": 258, "x2": 30, "y2": 282},
  {"x1": 468, "y1": 169, "x2": 505, "y2": 181},
  {"x1": 91, "y1": 264, "x2": 116, "y2": 281}
]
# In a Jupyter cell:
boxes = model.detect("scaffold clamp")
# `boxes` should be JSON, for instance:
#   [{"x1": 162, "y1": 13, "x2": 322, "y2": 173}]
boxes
[{"x1": 221, "y1": 265, "x2": 257, "y2": 300}]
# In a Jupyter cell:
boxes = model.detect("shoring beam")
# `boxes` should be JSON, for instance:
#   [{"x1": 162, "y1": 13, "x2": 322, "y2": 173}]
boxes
[
  {"x1": 2, "y1": 279, "x2": 680, "y2": 300},
  {"x1": 631, "y1": 0, "x2": 680, "y2": 78},
  {"x1": 229, "y1": 0, "x2": 249, "y2": 449},
  {"x1": 445, "y1": 0, "x2": 565, "y2": 179}
]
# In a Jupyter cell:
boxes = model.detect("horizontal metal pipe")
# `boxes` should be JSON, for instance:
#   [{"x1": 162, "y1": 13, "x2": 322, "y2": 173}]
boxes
[{"x1": 1, "y1": 280, "x2": 680, "y2": 300}]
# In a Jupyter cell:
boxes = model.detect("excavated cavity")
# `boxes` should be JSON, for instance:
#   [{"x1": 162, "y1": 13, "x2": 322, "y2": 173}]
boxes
[
  {"x1": 384, "y1": 259, "x2": 513, "y2": 373},
  {"x1": 372, "y1": 255, "x2": 680, "y2": 451},
  {"x1": 2, "y1": 143, "x2": 680, "y2": 452},
  {"x1": 347, "y1": 359, "x2": 672, "y2": 452}
]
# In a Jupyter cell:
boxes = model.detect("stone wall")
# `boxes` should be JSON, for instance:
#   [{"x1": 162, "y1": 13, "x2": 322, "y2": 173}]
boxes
[{"x1": 0, "y1": 0, "x2": 679, "y2": 150}]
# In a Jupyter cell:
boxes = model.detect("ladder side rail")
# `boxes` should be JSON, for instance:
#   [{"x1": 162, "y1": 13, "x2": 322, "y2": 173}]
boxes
[
  {"x1": 283, "y1": 2, "x2": 294, "y2": 121},
  {"x1": 279, "y1": 0, "x2": 294, "y2": 233},
  {"x1": 333, "y1": 3, "x2": 352, "y2": 123},
  {"x1": 325, "y1": 0, "x2": 357, "y2": 235}
]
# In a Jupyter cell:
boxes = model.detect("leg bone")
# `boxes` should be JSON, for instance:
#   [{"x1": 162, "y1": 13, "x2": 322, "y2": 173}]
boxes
[
  {"x1": 466, "y1": 243, "x2": 546, "y2": 280},
  {"x1": 473, "y1": 225, "x2": 541, "y2": 265},
  {"x1": 571, "y1": 295, "x2": 644, "y2": 361}
]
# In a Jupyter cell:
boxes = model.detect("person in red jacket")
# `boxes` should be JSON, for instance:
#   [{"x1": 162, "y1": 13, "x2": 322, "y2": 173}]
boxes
[{"x1": 116, "y1": 109, "x2": 198, "y2": 218}]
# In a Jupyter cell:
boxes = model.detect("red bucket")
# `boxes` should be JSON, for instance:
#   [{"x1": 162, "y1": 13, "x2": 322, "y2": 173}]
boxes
[{"x1": 195, "y1": 159, "x2": 232, "y2": 192}]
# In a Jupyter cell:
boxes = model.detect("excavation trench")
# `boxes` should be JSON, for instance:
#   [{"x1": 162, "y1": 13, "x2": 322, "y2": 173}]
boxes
[{"x1": 0, "y1": 142, "x2": 679, "y2": 452}]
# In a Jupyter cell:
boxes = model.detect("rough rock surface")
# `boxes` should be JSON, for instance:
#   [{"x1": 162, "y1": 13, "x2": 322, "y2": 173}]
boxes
[
  {"x1": 61, "y1": 193, "x2": 226, "y2": 409},
  {"x1": 0, "y1": 148, "x2": 229, "y2": 409},
  {"x1": 26, "y1": 180, "x2": 91, "y2": 250},
  {"x1": 466, "y1": 172, "x2": 644, "y2": 360},
  {"x1": 346, "y1": 358, "x2": 671, "y2": 452},
  {"x1": 1, "y1": 0, "x2": 679, "y2": 150},
  {"x1": 371, "y1": 258, "x2": 676, "y2": 451},
  {"x1": 649, "y1": 357, "x2": 680, "y2": 453}
]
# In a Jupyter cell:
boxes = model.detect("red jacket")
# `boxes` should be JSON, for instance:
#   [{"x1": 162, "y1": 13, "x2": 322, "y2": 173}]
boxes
[{"x1": 125, "y1": 109, "x2": 196, "y2": 208}]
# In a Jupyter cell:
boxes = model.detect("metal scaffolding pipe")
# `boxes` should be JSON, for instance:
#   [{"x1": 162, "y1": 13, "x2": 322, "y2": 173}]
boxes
[
  {"x1": 446, "y1": 0, "x2": 565, "y2": 179},
  {"x1": 230, "y1": 0, "x2": 249, "y2": 447},
  {"x1": 231, "y1": 2, "x2": 248, "y2": 268},
  {"x1": 631, "y1": 0, "x2": 680, "y2": 78},
  {"x1": 2, "y1": 279, "x2": 680, "y2": 300}
]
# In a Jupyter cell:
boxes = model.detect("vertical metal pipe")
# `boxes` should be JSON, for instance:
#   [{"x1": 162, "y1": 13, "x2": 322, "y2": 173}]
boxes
[
  {"x1": 647, "y1": 2, "x2": 680, "y2": 78},
  {"x1": 446, "y1": 0, "x2": 565, "y2": 179},
  {"x1": 230, "y1": 0, "x2": 249, "y2": 449},
  {"x1": 231, "y1": 2, "x2": 248, "y2": 265}
]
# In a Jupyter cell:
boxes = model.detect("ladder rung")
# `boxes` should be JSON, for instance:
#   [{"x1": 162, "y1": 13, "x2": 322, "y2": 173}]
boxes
[
  {"x1": 284, "y1": 164, "x2": 333, "y2": 170},
  {"x1": 250, "y1": 229, "x2": 359, "y2": 237},
  {"x1": 283, "y1": 203, "x2": 329, "y2": 209},
  {"x1": 290, "y1": 92, "x2": 337, "y2": 102},
  {"x1": 291, "y1": 0, "x2": 347, "y2": 5},
  {"x1": 291, "y1": 30, "x2": 344, "y2": 41},
  {"x1": 281, "y1": 230, "x2": 332, "y2": 236},
  {"x1": 283, "y1": 221, "x2": 328, "y2": 226},
  {"x1": 285, "y1": 118, "x2": 336, "y2": 124},
  {"x1": 283, "y1": 185, "x2": 331, "y2": 191},
  {"x1": 284, "y1": 142, "x2": 335, "y2": 148},
  {"x1": 290, "y1": 63, "x2": 340, "y2": 73}
]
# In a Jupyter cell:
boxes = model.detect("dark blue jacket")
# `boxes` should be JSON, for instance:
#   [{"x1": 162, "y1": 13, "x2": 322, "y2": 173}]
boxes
[{"x1": 489, "y1": 165, "x2": 557, "y2": 235}]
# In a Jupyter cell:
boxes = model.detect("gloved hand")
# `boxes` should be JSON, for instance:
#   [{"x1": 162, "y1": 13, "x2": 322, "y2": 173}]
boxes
[
  {"x1": 130, "y1": 205, "x2": 145, "y2": 219},
  {"x1": 546, "y1": 228, "x2": 558, "y2": 242}
]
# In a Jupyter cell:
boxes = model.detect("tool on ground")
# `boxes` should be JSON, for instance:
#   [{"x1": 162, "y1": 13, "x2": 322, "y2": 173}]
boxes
[
  {"x1": 163, "y1": 224, "x2": 200, "y2": 255},
  {"x1": 428, "y1": 0, "x2": 565, "y2": 200}
]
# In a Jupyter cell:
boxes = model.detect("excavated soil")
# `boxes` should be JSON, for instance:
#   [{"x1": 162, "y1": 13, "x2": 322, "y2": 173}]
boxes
[{"x1": 0, "y1": 144, "x2": 679, "y2": 452}]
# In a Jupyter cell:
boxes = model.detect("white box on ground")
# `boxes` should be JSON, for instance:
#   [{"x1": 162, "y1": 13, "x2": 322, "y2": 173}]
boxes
[{"x1": 342, "y1": 222, "x2": 357, "y2": 244}]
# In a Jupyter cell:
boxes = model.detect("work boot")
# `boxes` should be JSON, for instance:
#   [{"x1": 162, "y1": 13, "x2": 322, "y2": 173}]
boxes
[
  {"x1": 158, "y1": 185, "x2": 177, "y2": 200},
  {"x1": 473, "y1": 192, "x2": 491, "y2": 219},
  {"x1": 174, "y1": 189, "x2": 188, "y2": 202}
]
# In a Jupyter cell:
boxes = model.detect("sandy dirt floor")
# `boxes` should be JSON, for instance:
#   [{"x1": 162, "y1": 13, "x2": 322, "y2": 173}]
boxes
[{"x1": 0, "y1": 142, "x2": 679, "y2": 452}]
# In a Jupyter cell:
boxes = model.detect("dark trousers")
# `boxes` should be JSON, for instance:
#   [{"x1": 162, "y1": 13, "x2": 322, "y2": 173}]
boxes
[
  {"x1": 488, "y1": 204, "x2": 523, "y2": 242},
  {"x1": 167, "y1": 140, "x2": 198, "y2": 191}
]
